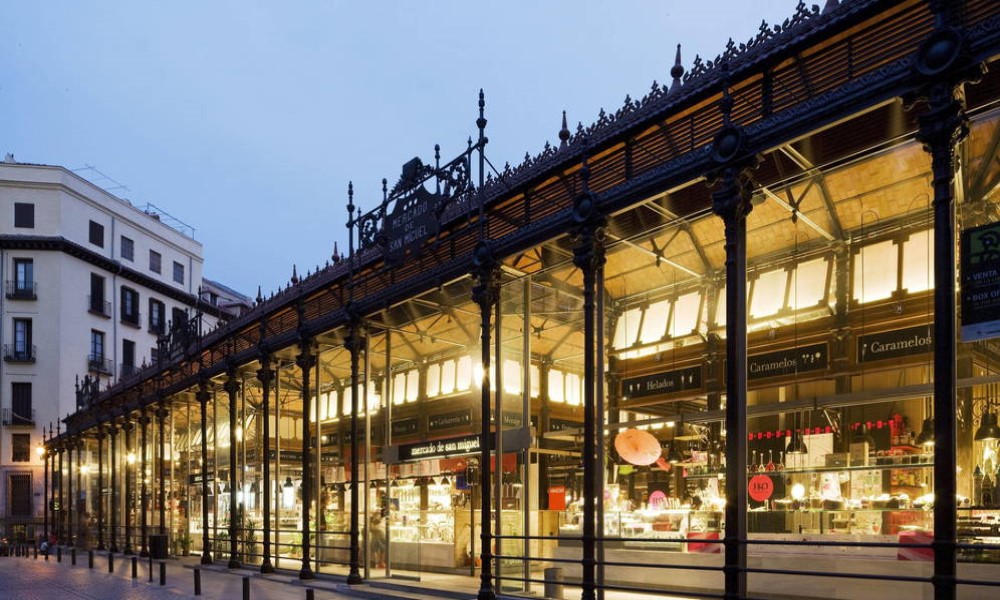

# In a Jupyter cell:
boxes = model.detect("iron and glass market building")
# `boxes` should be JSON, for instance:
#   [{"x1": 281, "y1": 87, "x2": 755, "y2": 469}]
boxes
[{"x1": 43, "y1": 1, "x2": 1000, "y2": 599}]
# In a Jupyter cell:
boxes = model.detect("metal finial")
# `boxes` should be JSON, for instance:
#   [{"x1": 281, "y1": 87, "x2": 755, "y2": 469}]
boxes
[
  {"x1": 256, "y1": 285, "x2": 263, "y2": 304},
  {"x1": 477, "y1": 88, "x2": 487, "y2": 132},
  {"x1": 291, "y1": 264, "x2": 299, "y2": 285},
  {"x1": 669, "y1": 44, "x2": 684, "y2": 92},
  {"x1": 559, "y1": 111, "x2": 570, "y2": 147},
  {"x1": 347, "y1": 181, "x2": 355, "y2": 215},
  {"x1": 332, "y1": 241, "x2": 340, "y2": 263},
  {"x1": 381, "y1": 178, "x2": 388, "y2": 202}
]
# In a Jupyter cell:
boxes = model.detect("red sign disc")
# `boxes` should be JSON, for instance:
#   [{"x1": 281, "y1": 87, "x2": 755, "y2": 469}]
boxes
[{"x1": 748, "y1": 474, "x2": 774, "y2": 502}]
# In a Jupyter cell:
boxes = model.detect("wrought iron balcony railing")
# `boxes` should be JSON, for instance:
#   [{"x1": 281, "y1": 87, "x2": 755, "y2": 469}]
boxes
[
  {"x1": 2, "y1": 344, "x2": 36, "y2": 363},
  {"x1": 1, "y1": 408, "x2": 35, "y2": 426},
  {"x1": 87, "y1": 354, "x2": 113, "y2": 374},
  {"x1": 4, "y1": 280, "x2": 37, "y2": 300},
  {"x1": 88, "y1": 296, "x2": 111, "y2": 318}
]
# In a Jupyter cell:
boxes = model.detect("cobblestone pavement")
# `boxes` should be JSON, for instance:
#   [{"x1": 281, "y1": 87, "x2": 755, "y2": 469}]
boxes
[{"x1": 0, "y1": 550, "x2": 368, "y2": 600}]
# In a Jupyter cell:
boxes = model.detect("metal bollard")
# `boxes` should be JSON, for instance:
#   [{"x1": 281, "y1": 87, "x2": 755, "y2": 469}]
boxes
[
  {"x1": 57, "y1": 545, "x2": 62, "y2": 563},
  {"x1": 71, "y1": 547, "x2": 76, "y2": 566},
  {"x1": 148, "y1": 555, "x2": 153, "y2": 583},
  {"x1": 306, "y1": 589, "x2": 315, "y2": 600},
  {"x1": 88, "y1": 549, "x2": 94, "y2": 569},
  {"x1": 45, "y1": 546, "x2": 49, "y2": 561},
  {"x1": 131, "y1": 555, "x2": 137, "y2": 579},
  {"x1": 33, "y1": 545, "x2": 37, "y2": 559},
  {"x1": 108, "y1": 552, "x2": 114, "y2": 573},
  {"x1": 159, "y1": 562, "x2": 166, "y2": 586},
  {"x1": 193, "y1": 568, "x2": 202, "y2": 596},
  {"x1": 243, "y1": 576, "x2": 250, "y2": 600}
]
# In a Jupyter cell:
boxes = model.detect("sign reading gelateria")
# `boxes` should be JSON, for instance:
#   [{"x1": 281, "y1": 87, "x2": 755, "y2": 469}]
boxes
[
  {"x1": 398, "y1": 433, "x2": 482, "y2": 461},
  {"x1": 857, "y1": 325, "x2": 933, "y2": 363},
  {"x1": 747, "y1": 343, "x2": 828, "y2": 380},
  {"x1": 622, "y1": 366, "x2": 702, "y2": 399}
]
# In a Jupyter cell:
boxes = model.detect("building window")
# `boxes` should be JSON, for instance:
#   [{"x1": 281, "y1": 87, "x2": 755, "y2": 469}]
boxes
[
  {"x1": 8, "y1": 473, "x2": 32, "y2": 516},
  {"x1": 120, "y1": 286, "x2": 140, "y2": 326},
  {"x1": 89, "y1": 220, "x2": 105, "y2": 247},
  {"x1": 121, "y1": 236, "x2": 134, "y2": 261},
  {"x1": 13, "y1": 203, "x2": 34, "y2": 228},
  {"x1": 149, "y1": 250, "x2": 162, "y2": 274},
  {"x1": 173, "y1": 261, "x2": 184, "y2": 285},
  {"x1": 9, "y1": 382, "x2": 32, "y2": 426},
  {"x1": 171, "y1": 307, "x2": 188, "y2": 331},
  {"x1": 11, "y1": 434, "x2": 30, "y2": 463},
  {"x1": 150, "y1": 347, "x2": 159, "y2": 364},
  {"x1": 89, "y1": 273, "x2": 108, "y2": 316},
  {"x1": 89, "y1": 329, "x2": 109, "y2": 373},
  {"x1": 6, "y1": 258, "x2": 35, "y2": 299},
  {"x1": 122, "y1": 339, "x2": 135, "y2": 377},
  {"x1": 5, "y1": 318, "x2": 33, "y2": 362},
  {"x1": 149, "y1": 298, "x2": 166, "y2": 335}
]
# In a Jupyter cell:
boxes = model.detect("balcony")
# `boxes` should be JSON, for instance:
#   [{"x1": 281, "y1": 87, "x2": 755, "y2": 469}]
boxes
[
  {"x1": 4, "y1": 280, "x2": 37, "y2": 300},
  {"x1": 87, "y1": 354, "x2": 113, "y2": 374},
  {"x1": 120, "y1": 363, "x2": 137, "y2": 378},
  {"x1": 2, "y1": 407, "x2": 35, "y2": 427},
  {"x1": 88, "y1": 295, "x2": 111, "y2": 318},
  {"x1": 3, "y1": 344, "x2": 36, "y2": 363},
  {"x1": 121, "y1": 311, "x2": 142, "y2": 328}
]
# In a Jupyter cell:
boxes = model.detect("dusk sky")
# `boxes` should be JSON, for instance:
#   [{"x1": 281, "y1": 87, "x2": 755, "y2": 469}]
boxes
[{"x1": 2, "y1": 1, "x2": 796, "y2": 297}]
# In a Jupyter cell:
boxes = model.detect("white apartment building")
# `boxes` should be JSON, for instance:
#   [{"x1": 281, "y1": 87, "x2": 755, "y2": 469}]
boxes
[{"x1": 0, "y1": 157, "x2": 232, "y2": 540}]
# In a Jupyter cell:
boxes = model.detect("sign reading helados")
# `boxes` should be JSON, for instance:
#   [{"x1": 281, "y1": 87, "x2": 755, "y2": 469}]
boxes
[{"x1": 614, "y1": 428, "x2": 662, "y2": 466}]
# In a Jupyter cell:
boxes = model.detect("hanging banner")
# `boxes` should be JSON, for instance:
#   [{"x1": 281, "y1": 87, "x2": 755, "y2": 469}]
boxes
[
  {"x1": 857, "y1": 325, "x2": 933, "y2": 363},
  {"x1": 622, "y1": 366, "x2": 702, "y2": 399},
  {"x1": 961, "y1": 221, "x2": 1000, "y2": 342}
]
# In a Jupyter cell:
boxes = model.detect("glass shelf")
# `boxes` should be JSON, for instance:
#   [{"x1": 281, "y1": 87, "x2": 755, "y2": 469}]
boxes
[{"x1": 686, "y1": 462, "x2": 933, "y2": 479}]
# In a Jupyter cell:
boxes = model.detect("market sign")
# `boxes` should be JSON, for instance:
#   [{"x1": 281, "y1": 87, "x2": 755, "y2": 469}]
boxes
[
  {"x1": 392, "y1": 418, "x2": 420, "y2": 437},
  {"x1": 857, "y1": 325, "x2": 933, "y2": 363},
  {"x1": 188, "y1": 472, "x2": 214, "y2": 486},
  {"x1": 550, "y1": 419, "x2": 583, "y2": 432},
  {"x1": 747, "y1": 343, "x2": 828, "y2": 380},
  {"x1": 428, "y1": 409, "x2": 472, "y2": 432},
  {"x1": 622, "y1": 366, "x2": 702, "y2": 399},
  {"x1": 384, "y1": 184, "x2": 438, "y2": 263},
  {"x1": 398, "y1": 433, "x2": 482, "y2": 461},
  {"x1": 961, "y1": 221, "x2": 1000, "y2": 342},
  {"x1": 502, "y1": 412, "x2": 523, "y2": 428}
]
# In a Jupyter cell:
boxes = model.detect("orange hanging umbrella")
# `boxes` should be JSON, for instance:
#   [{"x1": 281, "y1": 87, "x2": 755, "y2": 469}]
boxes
[{"x1": 614, "y1": 429, "x2": 662, "y2": 466}]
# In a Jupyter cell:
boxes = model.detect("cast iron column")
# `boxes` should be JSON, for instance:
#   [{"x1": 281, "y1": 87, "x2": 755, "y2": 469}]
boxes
[
  {"x1": 197, "y1": 383, "x2": 213, "y2": 564},
  {"x1": 224, "y1": 371, "x2": 241, "y2": 568},
  {"x1": 906, "y1": 4, "x2": 982, "y2": 597},
  {"x1": 139, "y1": 409, "x2": 150, "y2": 557},
  {"x1": 67, "y1": 437, "x2": 75, "y2": 546},
  {"x1": 76, "y1": 440, "x2": 84, "y2": 546},
  {"x1": 257, "y1": 354, "x2": 275, "y2": 574},
  {"x1": 472, "y1": 245, "x2": 499, "y2": 600},
  {"x1": 345, "y1": 316, "x2": 364, "y2": 585},
  {"x1": 109, "y1": 423, "x2": 119, "y2": 553},
  {"x1": 571, "y1": 156, "x2": 606, "y2": 600},
  {"x1": 123, "y1": 420, "x2": 134, "y2": 554},
  {"x1": 709, "y1": 90, "x2": 758, "y2": 599},
  {"x1": 97, "y1": 426, "x2": 106, "y2": 550},
  {"x1": 156, "y1": 406, "x2": 168, "y2": 534},
  {"x1": 57, "y1": 443, "x2": 65, "y2": 544},
  {"x1": 43, "y1": 442, "x2": 50, "y2": 544},
  {"x1": 297, "y1": 341, "x2": 316, "y2": 580}
]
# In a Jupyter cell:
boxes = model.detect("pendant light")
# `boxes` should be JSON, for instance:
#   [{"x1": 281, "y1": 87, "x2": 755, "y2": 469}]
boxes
[
  {"x1": 975, "y1": 411, "x2": 1000, "y2": 442},
  {"x1": 852, "y1": 422, "x2": 876, "y2": 447},
  {"x1": 917, "y1": 417, "x2": 935, "y2": 446},
  {"x1": 667, "y1": 442, "x2": 683, "y2": 465},
  {"x1": 787, "y1": 412, "x2": 808, "y2": 455}
]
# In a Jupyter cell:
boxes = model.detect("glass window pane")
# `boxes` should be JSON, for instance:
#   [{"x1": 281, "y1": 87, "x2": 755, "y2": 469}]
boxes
[
  {"x1": 790, "y1": 257, "x2": 830, "y2": 310},
  {"x1": 393, "y1": 373, "x2": 406, "y2": 405},
  {"x1": 565, "y1": 372, "x2": 581, "y2": 406},
  {"x1": 671, "y1": 292, "x2": 702, "y2": 336},
  {"x1": 426, "y1": 363, "x2": 441, "y2": 398},
  {"x1": 456, "y1": 356, "x2": 472, "y2": 392},
  {"x1": 529, "y1": 364, "x2": 540, "y2": 398},
  {"x1": 612, "y1": 307, "x2": 643, "y2": 349},
  {"x1": 405, "y1": 370, "x2": 419, "y2": 402},
  {"x1": 639, "y1": 300, "x2": 670, "y2": 345},
  {"x1": 441, "y1": 360, "x2": 456, "y2": 395},
  {"x1": 319, "y1": 392, "x2": 328, "y2": 421},
  {"x1": 503, "y1": 359, "x2": 521, "y2": 395},
  {"x1": 901, "y1": 229, "x2": 932, "y2": 294},
  {"x1": 716, "y1": 286, "x2": 727, "y2": 328},
  {"x1": 750, "y1": 268, "x2": 788, "y2": 318},
  {"x1": 548, "y1": 369, "x2": 564, "y2": 403},
  {"x1": 853, "y1": 239, "x2": 898, "y2": 303}
]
